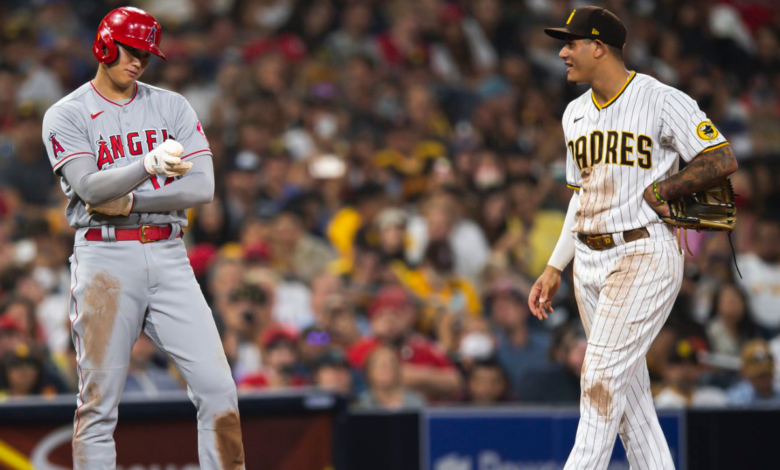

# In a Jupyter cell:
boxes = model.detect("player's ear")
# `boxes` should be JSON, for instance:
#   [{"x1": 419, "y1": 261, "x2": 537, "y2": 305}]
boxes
[{"x1": 593, "y1": 40, "x2": 607, "y2": 59}]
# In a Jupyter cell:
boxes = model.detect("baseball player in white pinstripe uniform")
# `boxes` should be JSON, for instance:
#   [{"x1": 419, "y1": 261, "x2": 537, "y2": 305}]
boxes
[{"x1": 528, "y1": 6, "x2": 738, "y2": 469}]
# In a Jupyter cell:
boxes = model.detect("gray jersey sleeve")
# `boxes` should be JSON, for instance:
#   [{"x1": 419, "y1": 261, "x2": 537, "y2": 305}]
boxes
[
  {"x1": 42, "y1": 105, "x2": 95, "y2": 174},
  {"x1": 60, "y1": 158, "x2": 150, "y2": 206},
  {"x1": 131, "y1": 155, "x2": 214, "y2": 212},
  {"x1": 171, "y1": 95, "x2": 211, "y2": 161}
]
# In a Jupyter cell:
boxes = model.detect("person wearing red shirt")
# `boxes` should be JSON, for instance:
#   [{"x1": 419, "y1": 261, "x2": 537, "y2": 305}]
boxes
[
  {"x1": 348, "y1": 285, "x2": 461, "y2": 400},
  {"x1": 239, "y1": 326, "x2": 307, "y2": 390}
]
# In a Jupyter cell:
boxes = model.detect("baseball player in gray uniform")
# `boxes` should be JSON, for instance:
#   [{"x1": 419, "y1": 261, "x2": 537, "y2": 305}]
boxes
[{"x1": 42, "y1": 7, "x2": 245, "y2": 469}]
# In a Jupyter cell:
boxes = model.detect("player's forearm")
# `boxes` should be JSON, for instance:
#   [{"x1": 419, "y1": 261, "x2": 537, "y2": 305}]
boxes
[
  {"x1": 132, "y1": 171, "x2": 214, "y2": 212},
  {"x1": 402, "y1": 365, "x2": 462, "y2": 395},
  {"x1": 547, "y1": 191, "x2": 578, "y2": 271},
  {"x1": 61, "y1": 159, "x2": 150, "y2": 206},
  {"x1": 131, "y1": 156, "x2": 214, "y2": 212},
  {"x1": 656, "y1": 145, "x2": 738, "y2": 201}
]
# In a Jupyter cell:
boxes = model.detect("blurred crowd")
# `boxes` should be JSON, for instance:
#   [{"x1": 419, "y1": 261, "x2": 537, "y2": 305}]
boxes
[{"x1": 1, "y1": 0, "x2": 780, "y2": 410}]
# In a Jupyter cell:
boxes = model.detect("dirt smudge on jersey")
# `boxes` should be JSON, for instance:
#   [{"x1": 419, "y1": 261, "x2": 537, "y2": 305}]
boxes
[
  {"x1": 214, "y1": 410, "x2": 245, "y2": 469},
  {"x1": 574, "y1": 165, "x2": 616, "y2": 234},
  {"x1": 583, "y1": 381, "x2": 613, "y2": 421},
  {"x1": 81, "y1": 271, "x2": 121, "y2": 368},
  {"x1": 602, "y1": 252, "x2": 653, "y2": 312},
  {"x1": 572, "y1": 167, "x2": 593, "y2": 231}
]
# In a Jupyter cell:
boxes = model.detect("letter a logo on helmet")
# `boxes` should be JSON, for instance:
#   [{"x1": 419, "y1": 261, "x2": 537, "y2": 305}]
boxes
[
  {"x1": 92, "y1": 7, "x2": 167, "y2": 64},
  {"x1": 146, "y1": 26, "x2": 157, "y2": 44}
]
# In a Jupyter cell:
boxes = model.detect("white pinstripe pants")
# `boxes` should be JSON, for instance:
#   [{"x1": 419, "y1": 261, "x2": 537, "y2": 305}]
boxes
[{"x1": 564, "y1": 230, "x2": 682, "y2": 470}]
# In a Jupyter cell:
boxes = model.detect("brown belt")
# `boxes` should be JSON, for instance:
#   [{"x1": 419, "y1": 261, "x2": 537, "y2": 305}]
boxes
[{"x1": 577, "y1": 227, "x2": 650, "y2": 251}]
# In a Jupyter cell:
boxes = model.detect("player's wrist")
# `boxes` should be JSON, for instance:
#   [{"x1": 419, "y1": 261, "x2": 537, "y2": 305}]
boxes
[
  {"x1": 652, "y1": 181, "x2": 667, "y2": 203},
  {"x1": 545, "y1": 264, "x2": 564, "y2": 275},
  {"x1": 143, "y1": 151, "x2": 158, "y2": 175}
]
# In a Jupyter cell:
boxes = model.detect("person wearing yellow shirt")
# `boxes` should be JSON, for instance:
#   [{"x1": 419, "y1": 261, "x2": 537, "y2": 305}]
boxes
[
  {"x1": 326, "y1": 183, "x2": 386, "y2": 274},
  {"x1": 394, "y1": 240, "x2": 482, "y2": 335}
]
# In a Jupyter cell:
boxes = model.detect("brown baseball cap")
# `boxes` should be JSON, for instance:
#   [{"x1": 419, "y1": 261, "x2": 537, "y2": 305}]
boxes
[
  {"x1": 741, "y1": 339, "x2": 775, "y2": 378},
  {"x1": 545, "y1": 6, "x2": 627, "y2": 50}
]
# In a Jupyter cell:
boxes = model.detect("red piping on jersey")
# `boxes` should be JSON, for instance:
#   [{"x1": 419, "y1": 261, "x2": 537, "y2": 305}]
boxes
[
  {"x1": 181, "y1": 149, "x2": 210, "y2": 160},
  {"x1": 89, "y1": 81, "x2": 138, "y2": 107},
  {"x1": 69, "y1": 251, "x2": 86, "y2": 439},
  {"x1": 53, "y1": 152, "x2": 94, "y2": 171}
]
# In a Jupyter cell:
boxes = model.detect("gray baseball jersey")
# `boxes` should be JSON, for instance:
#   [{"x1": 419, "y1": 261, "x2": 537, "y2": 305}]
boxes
[
  {"x1": 43, "y1": 79, "x2": 244, "y2": 469},
  {"x1": 42, "y1": 81, "x2": 211, "y2": 228}
]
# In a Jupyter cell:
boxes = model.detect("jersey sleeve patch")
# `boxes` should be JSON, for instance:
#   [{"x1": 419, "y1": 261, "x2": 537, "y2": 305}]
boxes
[
  {"x1": 196, "y1": 121, "x2": 208, "y2": 143},
  {"x1": 696, "y1": 121, "x2": 719, "y2": 141}
]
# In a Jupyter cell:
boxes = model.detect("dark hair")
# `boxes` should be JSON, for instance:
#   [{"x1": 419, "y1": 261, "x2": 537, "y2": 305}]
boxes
[
  {"x1": 548, "y1": 321, "x2": 585, "y2": 361},
  {"x1": 708, "y1": 282, "x2": 758, "y2": 339},
  {"x1": 424, "y1": 240, "x2": 455, "y2": 274},
  {"x1": 0, "y1": 295, "x2": 37, "y2": 338},
  {"x1": 230, "y1": 283, "x2": 268, "y2": 305},
  {"x1": 0, "y1": 349, "x2": 45, "y2": 395},
  {"x1": 467, "y1": 356, "x2": 507, "y2": 380},
  {"x1": 582, "y1": 38, "x2": 623, "y2": 62}
]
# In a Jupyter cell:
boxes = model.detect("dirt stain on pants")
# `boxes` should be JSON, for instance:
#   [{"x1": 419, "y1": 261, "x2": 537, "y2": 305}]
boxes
[
  {"x1": 81, "y1": 271, "x2": 121, "y2": 368},
  {"x1": 215, "y1": 410, "x2": 245, "y2": 469}
]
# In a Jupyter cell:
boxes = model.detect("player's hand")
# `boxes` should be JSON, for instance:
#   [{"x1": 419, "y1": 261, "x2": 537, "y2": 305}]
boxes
[
  {"x1": 143, "y1": 139, "x2": 193, "y2": 177},
  {"x1": 86, "y1": 193, "x2": 133, "y2": 217},
  {"x1": 528, "y1": 265, "x2": 562, "y2": 321},
  {"x1": 643, "y1": 183, "x2": 670, "y2": 217}
]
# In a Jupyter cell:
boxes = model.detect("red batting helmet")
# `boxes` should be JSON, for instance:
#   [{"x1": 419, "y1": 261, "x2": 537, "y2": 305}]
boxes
[{"x1": 92, "y1": 7, "x2": 166, "y2": 64}]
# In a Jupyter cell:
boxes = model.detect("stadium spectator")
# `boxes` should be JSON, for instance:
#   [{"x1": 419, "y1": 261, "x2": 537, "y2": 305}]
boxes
[
  {"x1": 356, "y1": 344, "x2": 426, "y2": 410},
  {"x1": 312, "y1": 348, "x2": 355, "y2": 399},
  {"x1": 239, "y1": 325, "x2": 306, "y2": 390},
  {"x1": 488, "y1": 284, "x2": 549, "y2": 397},
  {"x1": 271, "y1": 209, "x2": 336, "y2": 284},
  {"x1": 0, "y1": 344, "x2": 59, "y2": 398},
  {"x1": 123, "y1": 334, "x2": 183, "y2": 396},
  {"x1": 727, "y1": 339, "x2": 780, "y2": 406},
  {"x1": 518, "y1": 322, "x2": 586, "y2": 404},
  {"x1": 736, "y1": 214, "x2": 780, "y2": 336},
  {"x1": 463, "y1": 356, "x2": 510, "y2": 405},
  {"x1": 394, "y1": 240, "x2": 482, "y2": 335},
  {"x1": 655, "y1": 339, "x2": 727, "y2": 408},
  {"x1": 347, "y1": 285, "x2": 461, "y2": 400},
  {"x1": 706, "y1": 282, "x2": 759, "y2": 359}
]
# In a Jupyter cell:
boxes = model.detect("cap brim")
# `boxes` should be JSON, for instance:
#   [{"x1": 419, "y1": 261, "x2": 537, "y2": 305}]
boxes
[{"x1": 544, "y1": 27, "x2": 591, "y2": 42}]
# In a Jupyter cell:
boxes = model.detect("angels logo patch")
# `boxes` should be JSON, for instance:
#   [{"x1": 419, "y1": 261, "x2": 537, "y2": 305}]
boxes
[
  {"x1": 196, "y1": 121, "x2": 208, "y2": 143},
  {"x1": 49, "y1": 132, "x2": 65, "y2": 157}
]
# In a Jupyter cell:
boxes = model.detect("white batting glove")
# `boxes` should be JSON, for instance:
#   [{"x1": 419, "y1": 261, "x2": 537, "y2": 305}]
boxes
[
  {"x1": 86, "y1": 193, "x2": 134, "y2": 217},
  {"x1": 143, "y1": 139, "x2": 193, "y2": 177}
]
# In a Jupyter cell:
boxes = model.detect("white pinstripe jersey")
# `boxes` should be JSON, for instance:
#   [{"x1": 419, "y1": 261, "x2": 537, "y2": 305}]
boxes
[{"x1": 563, "y1": 71, "x2": 728, "y2": 235}]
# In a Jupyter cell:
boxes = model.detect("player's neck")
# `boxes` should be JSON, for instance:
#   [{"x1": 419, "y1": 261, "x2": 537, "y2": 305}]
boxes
[
  {"x1": 92, "y1": 70, "x2": 136, "y2": 102},
  {"x1": 590, "y1": 65, "x2": 632, "y2": 106}
]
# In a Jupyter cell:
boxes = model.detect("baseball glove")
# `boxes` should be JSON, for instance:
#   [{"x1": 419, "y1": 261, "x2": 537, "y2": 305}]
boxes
[{"x1": 661, "y1": 178, "x2": 737, "y2": 231}]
